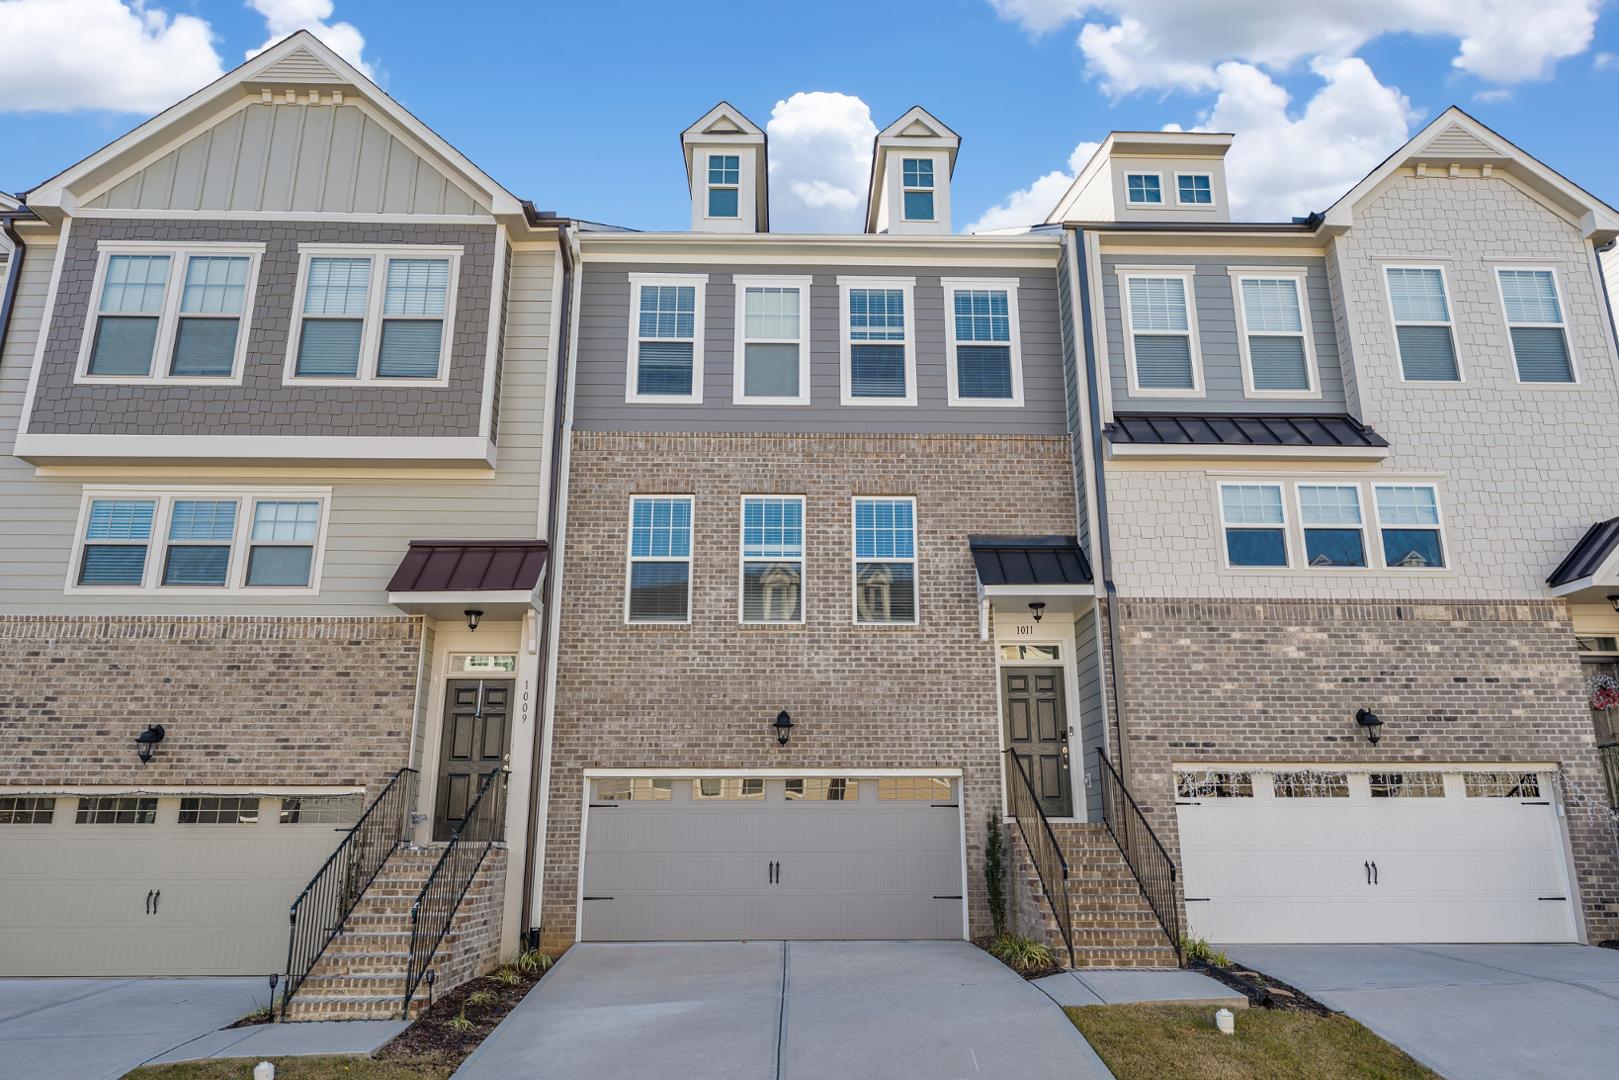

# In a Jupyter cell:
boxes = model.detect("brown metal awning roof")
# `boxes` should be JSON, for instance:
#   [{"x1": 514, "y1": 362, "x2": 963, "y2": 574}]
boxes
[{"x1": 387, "y1": 539, "x2": 548, "y2": 594}]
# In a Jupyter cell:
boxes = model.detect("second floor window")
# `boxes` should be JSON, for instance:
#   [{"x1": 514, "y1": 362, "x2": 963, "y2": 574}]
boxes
[
  {"x1": 708, "y1": 154, "x2": 740, "y2": 218},
  {"x1": 945, "y1": 281, "x2": 1022, "y2": 405},
  {"x1": 1298, "y1": 484, "x2": 1367, "y2": 568},
  {"x1": 1374, "y1": 485, "x2": 1446, "y2": 569},
  {"x1": 82, "y1": 246, "x2": 259, "y2": 382},
  {"x1": 1219, "y1": 483, "x2": 1288, "y2": 568},
  {"x1": 853, "y1": 496, "x2": 917, "y2": 624},
  {"x1": 1176, "y1": 174, "x2": 1214, "y2": 205},
  {"x1": 289, "y1": 246, "x2": 458, "y2": 384},
  {"x1": 1385, "y1": 266, "x2": 1459, "y2": 382},
  {"x1": 1496, "y1": 268, "x2": 1574, "y2": 383},
  {"x1": 1125, "y1": 173, "x2": 1163, "y2": 205},
  {"x1": 734, "y1": 278, "x2": 810, "y2": 404},
  {"x1": 740, "y1": 496, "x2": 805, "y2": 624},
  {"x1": 1235, "y1": 274, "x2": 1314, "y2": 394},
  {"x1": 628, "y1": 275, "x2": 705, "y2": 403},
  {"x1": 901, "y1": 158, "x2": 935, "y2": 221},
  {"x1": 1121, "y1": 272, "x2": 1200, "y2": 393},
  {"x1": 840, "y1": 278, "x2": 915, "y2": 404},
  {"x1": 626, "y1": 496, "x2": 693, "y2": 623}
]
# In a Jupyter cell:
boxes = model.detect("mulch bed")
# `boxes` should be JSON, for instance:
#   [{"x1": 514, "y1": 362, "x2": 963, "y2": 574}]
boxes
[
  {"x1": 374, "y1": 962, "x2": 549, "y2": 1070},
  {"x1": 1188, "y1": 958, "x2": 1332, "y2": 1015},
  {"x1": 972, "y1": 935, "x2": 1065, "y2": 980}
]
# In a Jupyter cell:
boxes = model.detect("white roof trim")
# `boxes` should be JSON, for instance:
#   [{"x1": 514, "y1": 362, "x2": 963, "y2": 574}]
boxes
[
  {"x1": 1106, "y1": 443, "x2": 1391, "y2": 461},
  {"x1": 25, "y1": 31, "x2": 522, "y2": 217},
  {"x1": 877, "y1": 105, "x2": 959, "y2": 144},
  {"x1": 682, "y1": 101, "x2": 765, "y2": 142}
]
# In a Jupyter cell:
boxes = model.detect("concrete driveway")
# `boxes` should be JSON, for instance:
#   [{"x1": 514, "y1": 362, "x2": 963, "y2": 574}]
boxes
[
  {"x1": 1230, "y1": 944, "x2": 1619, "y2": 1080},
  {"x1": 454, "y1": 941, "x2": 1112, "y2": 1080},
  {"x1": 0, "y1": 977, "x2": 266, "y2": 1080}
]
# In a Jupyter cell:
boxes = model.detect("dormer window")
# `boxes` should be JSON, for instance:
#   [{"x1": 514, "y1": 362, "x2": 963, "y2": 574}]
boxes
[
  {"x1": 707, "y1": 154, "x2": 740, "y2": 218},
  {"x1": 902, "y1": 159, "x2": 935, "y2": 221},
  {"x1": 1176, "y1": 173, "x2": 1214, "y2": 206},
  {"x1": 1125, "y1": 174, "x2": 1163, "y2": 206}
]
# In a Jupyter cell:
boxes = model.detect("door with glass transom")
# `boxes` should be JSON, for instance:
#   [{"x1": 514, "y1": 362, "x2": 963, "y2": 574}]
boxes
[
  {"x1": 1002, "y1": 667, "x2": 1072, "y2": 818},
  {"x1": 434, "y1": 679, "x2": 512, "y2": 841}
]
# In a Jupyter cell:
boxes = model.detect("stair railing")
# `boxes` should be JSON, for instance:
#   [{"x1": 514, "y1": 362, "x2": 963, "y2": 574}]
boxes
[
  {"x1": 1599, "y1": 743, "x2": 1619, "y2": 809},
  {"x1": 280, "y1": 766, "x2": 419, "y2": 1019},
  {"x1": 1094, "y1": 749, "x2": 1182, "y2": 964},
  {"x1": 402, "y1": 768, "x2": 508, "y2": 1016},
  {"x1": 1001, "y1": 749, "x2": 1075, "y2": 967}
]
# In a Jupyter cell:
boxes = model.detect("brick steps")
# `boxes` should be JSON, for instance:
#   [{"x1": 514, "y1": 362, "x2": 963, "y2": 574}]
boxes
[{"x1": 1050, "y1": 822, "x2": 1178, "y2": 970}]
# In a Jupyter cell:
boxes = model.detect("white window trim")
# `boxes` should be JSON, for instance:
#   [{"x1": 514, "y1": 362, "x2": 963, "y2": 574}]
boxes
[
  {"x1": 1369, "y1": 482, "x2": 1449, "y2": 573},
  {"x1": 1382, "y1": 263, "x2": 1464, "y2": 385},
  {"x1": 1123, "y1": 171, "x2": 1166, "y2": 207},
  {"x1": 76, "y1": 241, "x2": 265, "y2": 386},
  {"x1": 704, "y1": 153, "x2": 741, "y2": 221},
  {"x1": 1228, "y1": 268, "x2": 1321, "y2": 400},
  {"x1": 838, "y1": 276, "x2": 917, "y2": 407},
  {"x1": 1173, "y1": 172, "x2": 1216, "y2": 208},
  {"x1": 282, "y1": 244, "x2": 462, "y2": 388},
  {"x1": 732, "y1": 275, "x2": 812, "y2": 405},
  {"x1": 1216, "y1": 481, "x2": 1290, "y2": 571},
  {"x1": 65, "y1": 485, "x2": 331, "y2": 596},
  {"x1": 900, "y1": 157, "x2": 937, "y2": 223},
  {"x1": 1493, "y1": 265, "x2": 1579, "y2": 386},
  {"x1": 738, "y1": 494, "x2": 807, "y2": 626},
  {"x1": 625, "y1": 272, "x2": 707, "y2": 405},
  {"x1": 623, "y1": 494, "x2": 694, "y2": 626},
  {"x1": 941, "y1": 277, "x2": 1025, "y2": 408},
  {"x1": 850, "y1": 495, "x2": 919, "y2": 626},
  {"x1": 1294, "y1": 483, "x2": 1370, "y2": 571},
  {"x1": 1116, "y1": 266, "x2": 1204, "y2": 398}
]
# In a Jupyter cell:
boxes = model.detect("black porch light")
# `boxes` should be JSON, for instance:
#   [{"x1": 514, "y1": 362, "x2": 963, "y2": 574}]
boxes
[
  {"x1": 1028, "y1": 602, "x2": 1046, "y2": 623},
  {"x1": 464, "y1": 609, "x2": 484, "y2": 632},
  {"x1": 134, "y1": 724, "x2": 165, "y2": 764},
  {"x1": 1355, "y1": 708, "x2": 1384, "y2": 746},
  {"x1": 1608, "y1": 594, "x2": 1619, "y2": 615},
  {"x1": 773, "y1": 710, "x2": 794, "y2": 746}
]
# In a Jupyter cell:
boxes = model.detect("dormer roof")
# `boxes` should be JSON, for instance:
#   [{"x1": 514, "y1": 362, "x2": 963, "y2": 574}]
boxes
[
  {"x1": 864, "y1": 106, "x2": 960, "y2": 233},
  {"x1": 681, "y1": 102, "x2": 769, "y2": 231},
  {"x1": 1046, "y1": 130, "x2": 1233, "y2": 224},
  {"x1": 1322, "y1": 106, "x2": 1619, "y2": 242},
  {"x1": 23, "y1": 30, "x2": 525, "y2": 222}
]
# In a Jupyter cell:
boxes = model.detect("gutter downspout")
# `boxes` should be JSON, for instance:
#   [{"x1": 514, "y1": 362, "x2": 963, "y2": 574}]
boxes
[
  {"x1": 1070, "y1": 226, "x2": 1132, "y2": 778},
  {"x1": 518, "y1": 218, "x2": 576, "y2": 949},
  {"x1": 0, "y1": 216, "x2": 26, "y2": 360}
]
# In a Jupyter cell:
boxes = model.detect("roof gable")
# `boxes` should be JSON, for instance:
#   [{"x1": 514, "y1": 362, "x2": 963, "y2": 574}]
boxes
[{"x1": 683, "y1": 102, "x2": 765, "y2": 141}]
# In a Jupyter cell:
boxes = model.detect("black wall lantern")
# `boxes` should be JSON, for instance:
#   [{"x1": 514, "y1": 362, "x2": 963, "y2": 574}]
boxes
[
  {"x1": 1608, "y1": 594, "x2": 1619, "y2": 615},
  {"x1": 464, "y1": 609, "x2": 484, "y2": 632},
  {"x1": 1028, "y1": 602, "x2": 1046, "y2": 623},
  {"x1": 1355, "y1": 708, "x2": 1384, "y2": 746},
  {"x1": 134, "y1": 724, "x2": 165, "y2": 764},
  {"x1": 773, "y1": 710, "x2": 794, "y2": 746}
]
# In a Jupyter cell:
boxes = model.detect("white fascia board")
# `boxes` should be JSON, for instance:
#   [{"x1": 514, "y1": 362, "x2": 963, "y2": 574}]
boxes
[
  {"x1": 13, "y1": 433, "x2": 498, "y2": 467},
  {"x1": 1106, "y1": 442, "x2": 1391, "y2": 462},
  {"x1": 980, "y1": 583, "x2": 1096, "y2": 598}
]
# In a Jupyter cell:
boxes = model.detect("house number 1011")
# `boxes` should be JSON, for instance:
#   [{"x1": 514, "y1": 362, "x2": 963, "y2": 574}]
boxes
[{"x1": 1014, "y1": 624, "x2": 1035, "y2": 636}]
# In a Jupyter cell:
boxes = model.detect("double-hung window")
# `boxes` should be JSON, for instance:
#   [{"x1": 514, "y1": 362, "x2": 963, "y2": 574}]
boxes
[
  {"x1": 1176, "y1": 173, "x2": 1214, "y2": 206},
  {"x1": 81, "y1": 245, "x2": 260, "y2": 382},
  {"x1": 943, "y1": 279, "x2": 1023, "y2": 405},
  {"x1": 70, "y1": 488, "x2": 329, "y2": 593},
  {"x1": 627, "y1": 274, "x2": 705, "y2": 403},
  {"x1": 1297, "y1": 484, "x2": 1367, "y2": 568},
  {"x1": 1385, "y1": 266, "x2": 1459, "y2": 381},
  {"x1": 707, "y1": 154, "x2": 740, "y2": 218},
  {"x1": 626, "y1": 496, "x2": 693, "y2": 623},
  {"x1": 740, "y1": 496, "x2": 805, "y2": 624},
  {"x1": 1496, "y1": 268, "x2": 1574, "y2": 383},
  {"x1": 839, "y1": 277, "x2": 915, "y2": 404},
  {"x1": 1373, "y1": 484, "x2": 1446, "y2": 569},
  {"x1": 852, "y1": 496, "x2": 917, "y2": 624},
  {"x1": 1125, "y1": 173, "x2": 1163, "y2": 206},
  {"x1": 1219, "y1": 483, "x2": 1288, "y2": 568},
  {"x1": 733, "y1": 277, "x2": 810, "y2": 404},
  {"x1": 901, "y1": 158, "x2": 935, "y2": 221},
  {"x1": 1120, "y1": 269, "x2": 1200, "y2": 393},
  {"x1": 1233, "y1": 271, "x2": 1315, "y2": 395},
  {"x1": 288, "y1": 246, "x2": 459, "y2": 384}
]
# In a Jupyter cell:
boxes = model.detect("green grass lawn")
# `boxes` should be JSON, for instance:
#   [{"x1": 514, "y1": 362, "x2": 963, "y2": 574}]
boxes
[
  {"x1": 1068, "y1": 1003, "x2": 1440, "y2": 1080},
  {"x1": 125, "y1": 1055, "x2": 453, "y2": 1080}
]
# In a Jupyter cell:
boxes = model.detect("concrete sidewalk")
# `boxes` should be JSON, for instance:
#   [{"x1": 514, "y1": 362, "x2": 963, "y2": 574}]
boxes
[
  {"x1": 1034, "y1": 967, "x2": 1248, "y2": 1009},
  {"x1": 145, "y1": 1018, "x2": 407, "y2": 1065}
]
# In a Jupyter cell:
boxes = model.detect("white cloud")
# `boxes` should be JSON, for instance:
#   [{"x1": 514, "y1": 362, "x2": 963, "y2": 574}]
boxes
[
  {"x1": 765, "y1": 92, "x2": 878, "y2": 233},
  {"x1": 247, "y1": 0, "x2": 373, "y2": 79},
  {"x1": 0, "y1": 0, "x2": 223, "y2": 113},
  {"x1": 1473, "y1": 87, "x2": 1513, "y2": 104},
  {"x1": 989, "y1": 1, "x2": 1601, "y2": 93},
  {"x1": 1596, "y1": 52, "x2": 1617, "y2": 71},
  {"x1": 966, "y1": 141, "x2": 1099, "y2": 232}
]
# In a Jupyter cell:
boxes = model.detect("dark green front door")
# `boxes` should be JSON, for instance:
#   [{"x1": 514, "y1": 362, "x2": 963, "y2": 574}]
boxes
[
  {"x1": 1002, "y1": 667, "x2": 1072, "y2": 818},
  {"x1": 434, "y1": 679, "x2": 512, "y2": 841}
]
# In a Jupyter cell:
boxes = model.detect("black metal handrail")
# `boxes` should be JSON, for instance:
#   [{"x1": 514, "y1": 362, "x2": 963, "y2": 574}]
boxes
[
  {"x1": 1599, "y1": 743, "x2": 1619, "y2": 809},
  {"x1": 1094, "y1": 749, "x2": 1181, "y2": 964},
  {"x1": 1001, "y1": 749, "x2": 1075, "y2": 967},
  {"x1": 280, "y1": 766, "x2": 419, "y2": 1019},
  {"x1": 402, "y1": 768, "x2": 508, "y2": 1016}
]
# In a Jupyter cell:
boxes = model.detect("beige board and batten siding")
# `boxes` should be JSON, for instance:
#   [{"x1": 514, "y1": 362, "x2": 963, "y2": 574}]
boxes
[
  {"x1": 84, "y1": 101, "x2": 490, "y2": 217},
  {"x1": 0, "y1": 242, "x2": 555, "y2": 615},
  {"x1": 573, "y1": 262, "x2": 1065, "y2": 435}
]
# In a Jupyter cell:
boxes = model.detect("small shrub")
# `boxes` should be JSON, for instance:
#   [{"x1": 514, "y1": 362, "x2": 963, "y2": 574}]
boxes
[
  {"x1": 448, "y1": 1008, "x2": 473, "y2": 1032},
  {"x1": 984, "y1": 812, "x2": 1007, "y2": 937},
  {"x1": 516, "y1": 948, "x2": 554, "y2": 973},
  {"x1": 989, "y1": 933, "x2": 1054, "y2": 973},
  {"x1": 490, "y1": 966, "x2": 521, "y2": 986},
  {"x1": 1181, "y1": 935, "x2": 1229, "y2": 968},
  {"x1": 466, "y1": 990, "x2": 496, "y2": 1007}
]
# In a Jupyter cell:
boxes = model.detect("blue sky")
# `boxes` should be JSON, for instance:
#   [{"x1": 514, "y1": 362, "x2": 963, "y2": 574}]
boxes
[{"x1": 3, "y1": 1, "x2": 1616, "y2": 232}]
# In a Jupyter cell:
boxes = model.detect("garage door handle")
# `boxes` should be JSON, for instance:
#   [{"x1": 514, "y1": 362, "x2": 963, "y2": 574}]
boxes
[
  {"x1": 1364, "y1": 861, "x2": 1370, "y2": 885},
  {"x1": 1370, "y1": 862, "x2": 1378, "y2": 886},
  {"x1": 145, "y1": 889, "x2": 153, "y2": 915},
  {"x1": 152, "y1": 890, "x2": 160, "y2": 914}
]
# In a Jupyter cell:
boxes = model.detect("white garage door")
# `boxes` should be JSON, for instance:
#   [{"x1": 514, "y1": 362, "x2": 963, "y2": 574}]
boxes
[
  {"x1": 580, "y1": 775, "x2": 965, "y2": 941},
  {"x1": 1175, "y1": 767, "x2": 1578, "y2": 944},
  {"x1": 0, "y1": 792, "x2": 358, "y2": 976}
]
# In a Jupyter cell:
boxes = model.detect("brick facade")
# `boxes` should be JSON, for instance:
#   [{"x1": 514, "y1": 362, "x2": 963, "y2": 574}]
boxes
[
  {"x1": 1102, "y1": 597, "x2": 1619, "y2": 941},
  {"x1": 538, "y1": 430, "x2": 1078, "y2": 950},
  {"x1": 0, "y1": 614, "x2": 421, "y2": 797}
]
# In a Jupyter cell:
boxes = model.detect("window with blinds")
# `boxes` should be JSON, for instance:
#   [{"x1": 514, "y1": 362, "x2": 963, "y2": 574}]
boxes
[
  {"x1": 1123, "y1": 273, "x2": 1198, "y2": 391},
  {"x1": 1219, "y1": 483, "x2": 1288, "y2": 568},
  {"x1": 1236, "y1": 274, "x2": 1312, "y2": 393},
  {"x1": 845, "y1": 285, "x2": 911, "y2": 400},
  {"x1": 740, "y1": 496, "x2": 804, "y2": 623},
  {"x1": 626, "y1": 496, "x2": 693, "y2": 623},
  {"x1": 290, "y1": 247, "x2": 458, "y2": 383},
  {"x1": 734, "y1": 279, "x2": 809, "y2": 403},
  {"x1": 1497, "y1": 269, "x2": 1574, "y2": 383},
  {"x1": 853, "y1": 497, "x2": 917, "y2": 624},
  {"x1": 946, "y1": 282, "x2": 1021, "y2": 404},
  {"x1": 1385, "y1": 267, "x2": 1459, "y2": 381},
  {"x1": 629, "y1": 276, "x2": 705, "y2": 401}
]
